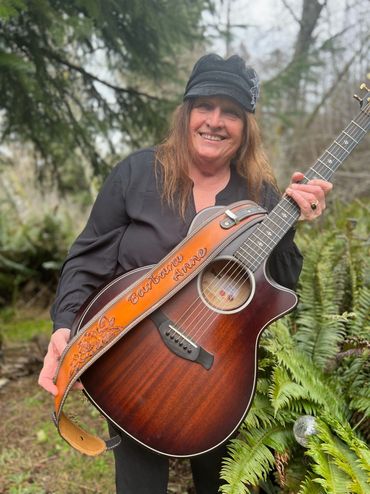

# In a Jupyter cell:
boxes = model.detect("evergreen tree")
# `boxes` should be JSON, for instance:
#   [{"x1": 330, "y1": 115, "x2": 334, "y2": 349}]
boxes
[{"x1": 0, "y1": 0, "x2": 208, "y2": 189}]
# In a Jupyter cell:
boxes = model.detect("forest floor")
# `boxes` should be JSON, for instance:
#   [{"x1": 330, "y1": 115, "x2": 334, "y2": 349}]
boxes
[{"x1": 0, "y1": 309, "x2": 195, "y2": 494}]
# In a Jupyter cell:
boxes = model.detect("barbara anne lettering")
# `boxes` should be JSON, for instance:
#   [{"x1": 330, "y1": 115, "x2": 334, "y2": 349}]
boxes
[{"x1": 127, "y1": 248, "x2": 207, "y2": 305}]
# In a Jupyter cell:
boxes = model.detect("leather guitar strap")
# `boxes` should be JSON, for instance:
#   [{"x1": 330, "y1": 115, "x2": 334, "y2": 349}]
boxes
[{"x1": 53, "y1": 202, "x2": 266, "y2": 455}]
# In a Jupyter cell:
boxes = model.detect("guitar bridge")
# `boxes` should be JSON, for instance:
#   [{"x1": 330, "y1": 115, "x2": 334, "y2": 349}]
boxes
[{"x1": 150, "y1": 310, "x2": 214, "y2": 370}]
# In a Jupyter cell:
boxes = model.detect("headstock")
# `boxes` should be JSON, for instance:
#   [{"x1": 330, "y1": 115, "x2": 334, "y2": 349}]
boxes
[{"x1": 353, "y1": 83, "x2": 370, "y2": 108}]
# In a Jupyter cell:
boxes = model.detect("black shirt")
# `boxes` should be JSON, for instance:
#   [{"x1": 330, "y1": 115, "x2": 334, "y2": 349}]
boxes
[{"x1": 51, "y1": 147, "x2": 303, "y2": 330}]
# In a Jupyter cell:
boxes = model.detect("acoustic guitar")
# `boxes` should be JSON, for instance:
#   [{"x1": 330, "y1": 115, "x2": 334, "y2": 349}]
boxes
[{"x1": 67, "y1": 85, "x2": 370, "y2": 458}]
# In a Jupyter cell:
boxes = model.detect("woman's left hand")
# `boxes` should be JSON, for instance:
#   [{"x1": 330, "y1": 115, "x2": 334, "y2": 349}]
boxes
[{"x1": 285, "y1": 172, "x2": 333, "y2": 221}]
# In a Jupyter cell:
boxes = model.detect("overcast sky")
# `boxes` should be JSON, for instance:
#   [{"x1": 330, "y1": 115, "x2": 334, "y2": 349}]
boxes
[{"x1": 205, "y1": 0, "x2": 367, "y2": 66}]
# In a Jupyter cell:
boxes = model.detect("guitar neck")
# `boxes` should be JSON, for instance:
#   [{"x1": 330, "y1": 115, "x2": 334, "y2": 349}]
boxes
[{"x1": 234, "y1": 101, "x2": 370, "y2": 272}]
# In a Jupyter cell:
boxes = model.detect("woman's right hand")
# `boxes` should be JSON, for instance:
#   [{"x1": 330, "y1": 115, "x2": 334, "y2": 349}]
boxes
[{"x1": 38, "y1": 327, "x2": 71, "y2": 396}]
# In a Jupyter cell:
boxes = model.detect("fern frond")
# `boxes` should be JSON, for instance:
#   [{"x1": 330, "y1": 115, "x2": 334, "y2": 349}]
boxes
[
  {"x1": 269, "y1": 366, "x2": 310, "y2": 412},
  {"x1": 337, "y1": 351, "x2": 370, "y2": 417},
  {"x1": 347, "y1": 286, "x2": 370, "y2": 339},
  {"x1": 263, "y1": 321, "x2": 346, "y2": 419},
  {"x1": 323, "y1": 416, "x2": 370, "y2": 478},
  {"x1": 309, "y1": 419, "x2": 370, "y2": 494},
  {"x1": 241, "y1": 393, "x2": 275, "y2": 429},
  {"x1": 306, "y1": 447, "x2": 352, "y2": 494},
  {"x1": 294, "y1": 230, "x2": 349, "y2": 368},
  {"x1": 220, "y1": 427, "x2": 290, "y2": 494},
  {"x1": 294, "y1": 208, "x2": 369, "y2": 371},
  {"x1": 298, "y1": 473, "x2": 325, "y2": 494}
]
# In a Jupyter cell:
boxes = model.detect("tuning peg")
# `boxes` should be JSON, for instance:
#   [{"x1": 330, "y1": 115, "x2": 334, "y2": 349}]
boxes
[
  {"x1": 360, "y1": 83, "x2": 370, "y2": 92},
  {"x1": 353, "y1": 93, "x2": 363, "y2": 104}
]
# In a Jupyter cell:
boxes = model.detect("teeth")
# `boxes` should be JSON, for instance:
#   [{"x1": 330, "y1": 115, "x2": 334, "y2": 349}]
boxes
[{"x1": 201, "y1": 133, "x2": 223, "y2": 141}]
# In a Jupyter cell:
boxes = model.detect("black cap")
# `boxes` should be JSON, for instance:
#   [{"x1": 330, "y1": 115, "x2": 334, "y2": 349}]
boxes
[{"x1": 183, "y1": 53, "x2": 260, "y2": 113}]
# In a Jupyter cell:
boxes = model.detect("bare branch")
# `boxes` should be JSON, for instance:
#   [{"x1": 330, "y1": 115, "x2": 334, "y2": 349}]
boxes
[
  {"x1": 44, "y1": 50, "x2": 163, "y2": 102},
  {"x1": 281, "y1": 0, "x2": 301, "y2": 25},
  {"x1": 304, "y1": 35, "x2": 370, "y2": 129}
]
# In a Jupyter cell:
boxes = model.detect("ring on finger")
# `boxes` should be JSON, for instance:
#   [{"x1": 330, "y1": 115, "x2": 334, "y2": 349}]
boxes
[{"x1": 310, "y1": 200, "x2": 319, "y2": 211}]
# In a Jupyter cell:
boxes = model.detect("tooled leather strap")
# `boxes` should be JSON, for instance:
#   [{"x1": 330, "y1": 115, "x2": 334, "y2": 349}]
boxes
[{"x1": 53, "y1": 201, "x2": 267, "y2": 455}]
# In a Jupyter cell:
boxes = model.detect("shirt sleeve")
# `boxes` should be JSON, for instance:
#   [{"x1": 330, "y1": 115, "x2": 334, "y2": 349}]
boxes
[
  {"x1": 260, "y1": 182, "x2": 303, "y2": 290},
  {"x1": 50, "y1": 162, "x2": 130, "y2": 331},
  {"x1": 267, "y1": 228, "x2": 303, "y2": 289}
]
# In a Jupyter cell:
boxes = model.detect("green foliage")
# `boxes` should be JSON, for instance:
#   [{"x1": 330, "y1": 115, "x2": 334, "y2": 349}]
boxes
[
  {"x1": 0, "y1": 0, "x2": 208, "y2": 189},
  {"x1": 0, "y1": 309, "x2": 50, "y2": 341},
  {"x1": 0, "y1": 0, "x2": 26, "y2": 20},
  {"x1": 221, "y1": 200, "x2": 370, "y2": 493},
  {"x1": 0, "y1": 190, "x2": 81, "y2": 306}
]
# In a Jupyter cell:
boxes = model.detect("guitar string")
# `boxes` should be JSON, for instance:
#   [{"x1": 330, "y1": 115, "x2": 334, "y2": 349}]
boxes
[
  {"x1": 170, "y1": 105, "x2": 370, "y2": 344},
  {"x1": 167, "y1": 104, "x2": 370, "y2": 344}
]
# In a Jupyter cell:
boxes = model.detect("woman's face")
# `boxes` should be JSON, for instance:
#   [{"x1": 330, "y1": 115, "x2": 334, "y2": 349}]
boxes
[{"x1": 189, "y1": 96, "x2": 245, "y2": 168}]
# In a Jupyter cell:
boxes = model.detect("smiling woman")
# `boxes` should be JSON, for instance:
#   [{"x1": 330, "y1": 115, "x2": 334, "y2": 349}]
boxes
[
  {"x1": 38, "y1": 53, "x2": 332, "y2": 494},
  {"x1": 188, "y1": 96, "x2": 245, "y2": 212},
  {"x1": 189, "y1": 97, "x2": 244, "y2": 174}
]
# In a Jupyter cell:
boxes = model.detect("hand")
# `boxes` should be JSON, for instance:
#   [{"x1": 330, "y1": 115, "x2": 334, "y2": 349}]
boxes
[
  {"x1": 38, "y1": 328, "x2": 83, "y2": 396},
  {"x1": 285, "y1": 172, "x2": 333, "y2": 221}
]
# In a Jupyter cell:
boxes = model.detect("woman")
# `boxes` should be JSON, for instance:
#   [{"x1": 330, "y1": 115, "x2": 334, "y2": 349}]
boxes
[{"x1": 39, "y1": 54, "x2": 332, "y2": 493}]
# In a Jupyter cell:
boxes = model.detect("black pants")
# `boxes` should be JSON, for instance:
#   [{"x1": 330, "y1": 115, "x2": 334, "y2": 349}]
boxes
[{"x1": 108, "y1": 424, "x2": 228, "y2": 494}]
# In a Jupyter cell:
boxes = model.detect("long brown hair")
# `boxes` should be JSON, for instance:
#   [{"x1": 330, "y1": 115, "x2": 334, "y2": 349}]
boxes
[{"x1": 155, "y1": 99, "x2": 277, "y2": 218}]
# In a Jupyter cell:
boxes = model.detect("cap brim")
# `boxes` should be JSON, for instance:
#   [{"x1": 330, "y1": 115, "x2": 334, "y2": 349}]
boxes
[{"x1": 184, "y1": 83, "x2": 255, "y2": 113}]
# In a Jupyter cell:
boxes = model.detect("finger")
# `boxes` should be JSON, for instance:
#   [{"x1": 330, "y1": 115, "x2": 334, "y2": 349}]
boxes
[
  {"x1": 73, "y1": 381, "x2": 84, "y2": 391},
  {"x1": 290, "y1": 172, "x2": 332, "y2": 193},
  {"x1": 291, "y1": 171, "x2": 306, "y2": 183},
  {"x1": 38, "y1": 374, "x2": 59, "y2": 396},
  {"x1": 288, "y1": 184, "x2": 327, "y2": 209},
  {"x1": 38, "y1": 361, "x2": 59, "y2": 395},
  {"x1": 305, "y1": 179, "x2": 333, "y2": 193},
  {"x1": 285, "y1": 188, "x2": 321, "y2": 220},
  {"x1": 51, "y1": 329, "x2": 71, "y2": 356}
]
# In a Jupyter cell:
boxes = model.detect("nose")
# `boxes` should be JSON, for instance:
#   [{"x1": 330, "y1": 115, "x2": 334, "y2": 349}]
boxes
[{"x1": 206, "y1": 107, "x2": 224, "y2": 129}]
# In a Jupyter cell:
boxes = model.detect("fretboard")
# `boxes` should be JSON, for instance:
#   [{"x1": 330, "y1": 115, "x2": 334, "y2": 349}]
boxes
[{"x1": 234, "y1": 102, "x2": 370, "y2": 272}]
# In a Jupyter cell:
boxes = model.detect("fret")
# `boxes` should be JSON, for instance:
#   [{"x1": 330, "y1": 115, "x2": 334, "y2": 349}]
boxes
[
  {"x1": 351, "y1": 120, "x2": 366, "y2": 132},
  {"x1": 236, "y1": 247, "x2": 260, "y2": 267},
  {"x1": 236, "y1": 246, "x2": 262, "y2": 269},
  {"x1": 317, "y1": 158, "x2": 333, "y2": 173},
  {"x1": 243, "y1": 235, "x2": 270, "y2": 257},
  {"x1": 342, "y1": 130, "x2": 358, "y2": 144},
  {"x1": 277, "y1": 202, "x2": 298, "y2": 221},
  {"x1": 326, "y1": 150, "x2": 340, "y2": 162},
  {"x1": 257, "y1": 228, "x2": 279, "y2": 245},
  {"x1": 309, "y1": 168, "x2": 327, "y2": 180},
  {"x1": 240, "y1": 235, "x2": 268, "y2": 259},
  {"x1": 334, "y1": 140, "x2": 350, "y2": 153},
  {"x1": 266, "y1": 215, "x2": 290, "y2": 232}
]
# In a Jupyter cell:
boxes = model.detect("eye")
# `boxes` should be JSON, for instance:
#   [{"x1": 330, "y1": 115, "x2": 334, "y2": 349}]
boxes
[
  {"x1": 194, "y1": 102, "x2": 213, "y2": 112},
  {"x1": 224, "y1": 108, "x2": 242, "y2": 119}
]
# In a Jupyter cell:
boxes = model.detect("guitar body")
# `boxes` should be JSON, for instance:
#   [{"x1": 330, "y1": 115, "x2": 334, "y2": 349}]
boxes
[{"x1": 76, "y1": 208, "x2": 298, "y2": 457}]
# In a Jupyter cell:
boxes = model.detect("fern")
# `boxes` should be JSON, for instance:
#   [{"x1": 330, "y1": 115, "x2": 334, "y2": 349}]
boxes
[
  {"x1": 304, "y1": 446, "x2": 352, "y2": 494},
  {"x1": 299, "y1": 473, "x2": 326, "y2": 494},
  {"x1": 294, "y1": 230, "x2": 348, "y2": 369},
  {"x1": 263, "y1": 322, "x2": 346, "y2": 419},
  {"x1": 306, "y1": 419, "x2": 370, "y2": 494},
  {"x1": 269, "y1": 366, "x2": 311, "y2": 412},
  {"x1": 347, "y1": 286, "x2": 370, "y2": 339},
  {"x1": 221, "y1": 201, "x2": 370, "y2": 493},
  {"x1": 220, "y1": 427, "x2": 292, "y2": 493}
]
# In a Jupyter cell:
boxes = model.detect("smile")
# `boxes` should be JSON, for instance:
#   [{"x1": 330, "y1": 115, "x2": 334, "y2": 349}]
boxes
[{"x1": 199, "y1": 132, "x2": 225, "y2": 141}]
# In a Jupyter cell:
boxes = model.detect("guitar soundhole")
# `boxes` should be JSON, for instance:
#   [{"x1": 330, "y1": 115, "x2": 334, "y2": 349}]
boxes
[{"x1": 198, "y1": 256, "x2": 255, "y2": 313}]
